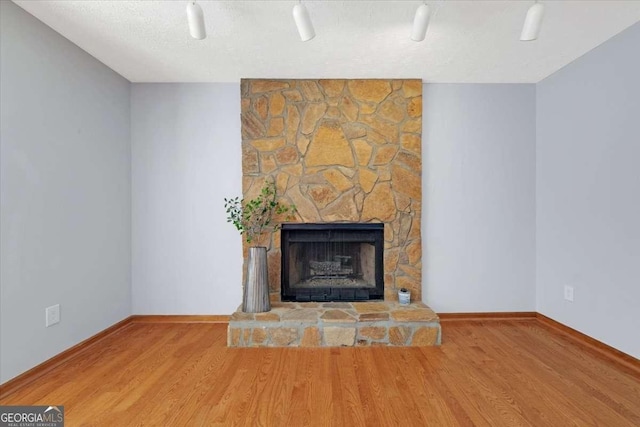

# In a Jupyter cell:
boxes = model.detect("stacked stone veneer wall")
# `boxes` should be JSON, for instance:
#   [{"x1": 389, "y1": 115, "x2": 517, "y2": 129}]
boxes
[{"x1": 241, "y1": 79, "x2": 422, "y2": 302}]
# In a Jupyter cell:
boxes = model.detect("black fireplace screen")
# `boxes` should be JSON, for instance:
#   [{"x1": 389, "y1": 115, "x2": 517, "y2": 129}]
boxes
[{"x1": 281, "y1": 223, "x2": 384, "y2": 302}]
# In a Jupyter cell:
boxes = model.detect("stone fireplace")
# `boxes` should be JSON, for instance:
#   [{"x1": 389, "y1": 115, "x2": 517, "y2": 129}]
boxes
[
  {"x1": 281, "y1": 223, "x2": 384, "y2": 302},
  {"x1": 240, "y1": 78, "x2": 423, "y2": 302},
  {"x1": 229, "y1": 79, "x2": 440, "y2": 347}
]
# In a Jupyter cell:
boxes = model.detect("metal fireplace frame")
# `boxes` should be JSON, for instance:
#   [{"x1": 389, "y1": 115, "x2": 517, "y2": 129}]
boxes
[{"x1": 280, "y1": 223, "x2": 384, "y2": 302}]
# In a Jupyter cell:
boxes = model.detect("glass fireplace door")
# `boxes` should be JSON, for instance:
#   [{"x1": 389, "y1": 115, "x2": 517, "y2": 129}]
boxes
[{"x1": 281, "y1": 223, "x2": 384, "y2": 302}]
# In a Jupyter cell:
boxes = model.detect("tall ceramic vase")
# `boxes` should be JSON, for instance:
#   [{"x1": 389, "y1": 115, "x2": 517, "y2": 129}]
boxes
[{"x1": 243, "y1": 246, "x2": 271, "y2": 313}]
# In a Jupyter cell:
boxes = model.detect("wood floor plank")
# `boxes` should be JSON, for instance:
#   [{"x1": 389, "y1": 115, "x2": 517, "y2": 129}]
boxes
[
  {"x1": 371, "y1": 348, "x2": 426, "y2": 426},
  {"x1": 331, "y1": 348, "x2": 366, "y2": 427},
  {"x1": 476, "y1": 321, "x2": 614, "y2": 426},
  {"x1": 353, "y1": 349, "x2": 400, "y2": 426},
  {"x1": 398, "y1": 348, "x2": 465, "y2": 425},
  {"x1": 1, "y1": 321, "x2": 639, "y2": 426},
  {"x1": 490, "y1": 321, "x2": 640, "y2": 426},
  {"x1": 445, "y1": 322, "x2": 586, "y2": 426}
]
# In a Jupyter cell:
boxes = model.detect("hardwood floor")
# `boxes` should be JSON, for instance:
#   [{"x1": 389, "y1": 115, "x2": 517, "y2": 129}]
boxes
[{"x1": 1, "y1": 320, "x2": 639, "y2": 426}]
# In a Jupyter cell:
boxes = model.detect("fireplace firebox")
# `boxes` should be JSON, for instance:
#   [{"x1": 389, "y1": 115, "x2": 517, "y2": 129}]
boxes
[{"x1": 281, "y1": 223, "x2": 384, "y2": 302}]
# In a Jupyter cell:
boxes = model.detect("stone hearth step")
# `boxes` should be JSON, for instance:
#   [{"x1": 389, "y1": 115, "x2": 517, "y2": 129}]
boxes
[{"x1": 227, "y1": 301, "x2": 440, "y2": 347}]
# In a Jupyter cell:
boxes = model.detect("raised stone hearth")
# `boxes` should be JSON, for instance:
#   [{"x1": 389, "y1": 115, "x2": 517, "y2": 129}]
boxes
[{"x1": 227, "y1": 301, "x2": 440, "y2": 347}]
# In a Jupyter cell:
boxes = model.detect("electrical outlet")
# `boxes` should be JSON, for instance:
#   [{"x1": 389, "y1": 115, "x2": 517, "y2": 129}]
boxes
[
  {"x1": 564, "y1": 285, "x2": 574, "y2": 302},
  {"x1": 46, "y1": 304, "x2": 60, "y2": 327}
]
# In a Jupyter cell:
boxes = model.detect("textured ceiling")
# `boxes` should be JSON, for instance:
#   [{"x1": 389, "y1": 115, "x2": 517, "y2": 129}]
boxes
[{"x1": 12, "y1": 0, "x2": 640, "y2": 83}]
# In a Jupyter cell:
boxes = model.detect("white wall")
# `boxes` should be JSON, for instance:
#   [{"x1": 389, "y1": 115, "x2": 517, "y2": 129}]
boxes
[
  {"x1": 0, "y1": 1, "x2": 131, "y2": 383},
  {"x1": 423, "y1": 84, "x2": 537, "y2": 313},
  {"x1": 536, "y1": 23, "x2": 640, "y2": 358},
  {"x1": 131, "y1": 82, "x2": 536, "y2": 315},
  {"x1": 131, "y1": 84, "x2": 242, "y2": 314}
]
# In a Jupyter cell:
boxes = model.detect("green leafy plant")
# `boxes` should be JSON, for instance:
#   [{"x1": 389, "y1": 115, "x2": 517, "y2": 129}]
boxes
[{"x1": 224, "y1": 179, "x2": 296, "y2": 244}]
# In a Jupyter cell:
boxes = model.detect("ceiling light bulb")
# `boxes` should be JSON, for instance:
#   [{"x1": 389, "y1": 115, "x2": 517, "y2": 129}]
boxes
[
  {"x1": 187, "y1": 1, "x2": 206, "y2": 40},
  {"x1": 411, "y1": 3, "x2": 431, "y2": 42},
  {"x1": 293, "y1": 2, "x2": 315, "y2": 42},
  {"x1": 521, "y1": 2, "x2": 544, "y2": 41}
]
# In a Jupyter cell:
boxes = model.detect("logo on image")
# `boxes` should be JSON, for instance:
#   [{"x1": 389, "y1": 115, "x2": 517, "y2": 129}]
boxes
[{"x1": 0, "y1": 405, "x2": 64, "y2": 427}]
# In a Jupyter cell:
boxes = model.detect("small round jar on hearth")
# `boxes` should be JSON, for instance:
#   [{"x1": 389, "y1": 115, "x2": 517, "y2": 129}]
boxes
[{"x1": 398, "y1": 288, "x2": 411, "y2": 305}]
